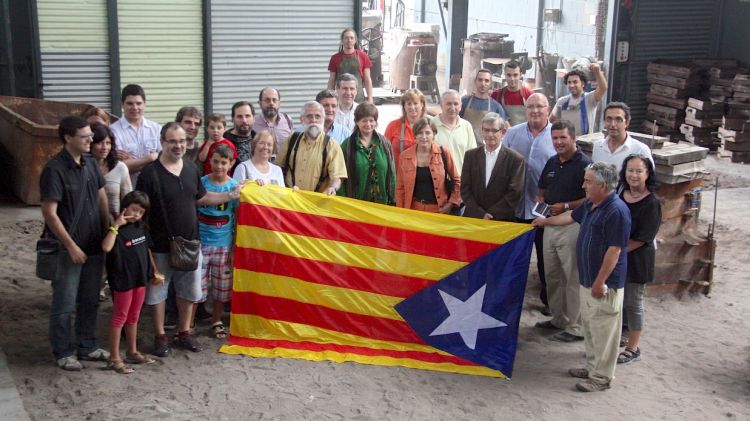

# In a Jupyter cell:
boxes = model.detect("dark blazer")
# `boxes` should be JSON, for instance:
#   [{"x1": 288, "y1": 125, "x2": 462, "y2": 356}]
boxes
[{"x1": 461, "y1": 145, "x2": 525, "y2": 221}]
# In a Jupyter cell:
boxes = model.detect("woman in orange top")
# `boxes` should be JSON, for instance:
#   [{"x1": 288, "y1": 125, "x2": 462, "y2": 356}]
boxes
[
  {"x1": 384, "y1": 89, "x2": 426, "y2": 165},
  {"x1": 396, "y1": 117, "x2": 461, "y2": 213}
]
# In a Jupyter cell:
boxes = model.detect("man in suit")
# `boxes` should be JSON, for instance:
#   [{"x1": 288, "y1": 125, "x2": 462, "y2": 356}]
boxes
[{"x1": 461, "y1": 112, "x2": 525, "y2": 222}]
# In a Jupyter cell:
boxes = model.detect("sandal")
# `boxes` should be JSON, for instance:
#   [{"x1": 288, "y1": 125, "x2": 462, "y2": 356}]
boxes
[
  {"x1": 107, "y1": 359, "x2": 134, "y2": 374},
  {"x1": 617, "y1": 347, "x2": 641, "y2": 364},
  {"x1": 125, "y1": 352, "x2": 156, "y2": 365},
  {"x1": 211, "y1": 321, "x2": 227, "y2": 339}
]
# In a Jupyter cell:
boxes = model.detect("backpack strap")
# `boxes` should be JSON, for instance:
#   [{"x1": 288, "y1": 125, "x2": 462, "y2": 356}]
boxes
[
  {"x1": 283, "y1": 131, "x2": 304, "y2": 188},
  {"x1": 313, "y1": 135, "x2": 331, "y2": 192}
]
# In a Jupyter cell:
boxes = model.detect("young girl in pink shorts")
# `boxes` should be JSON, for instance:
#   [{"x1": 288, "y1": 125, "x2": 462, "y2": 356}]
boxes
[{"x1": 102, "y1": 191, "x2": 160, "y2": 373}]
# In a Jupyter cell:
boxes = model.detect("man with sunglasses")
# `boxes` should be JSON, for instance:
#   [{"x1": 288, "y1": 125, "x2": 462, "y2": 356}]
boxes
[{"x1": 592, "y1": 102, "x2": 653, "y2": 172}]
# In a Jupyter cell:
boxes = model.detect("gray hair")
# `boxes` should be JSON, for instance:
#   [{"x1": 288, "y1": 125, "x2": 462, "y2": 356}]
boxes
[
  {"x1": 336, "y1": 73, "x2": 358, "y2": 88},
  {"x1": 301, "y1": 100, "x2": 324, "y2": 115},
  {"x1": 587, "y1": 162, "x2": 619, "y2": 192},
  {"x1": 441, "y1": 89, "x2": 460, "y2": 101},
  {"x1": 481, "y1": 112, "x2": 506, "y2": 128}
]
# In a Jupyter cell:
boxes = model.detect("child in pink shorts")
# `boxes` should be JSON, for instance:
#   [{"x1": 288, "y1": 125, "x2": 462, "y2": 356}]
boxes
[{"x1": 102, "y1": 191, "x2": 160, "y2": 373}]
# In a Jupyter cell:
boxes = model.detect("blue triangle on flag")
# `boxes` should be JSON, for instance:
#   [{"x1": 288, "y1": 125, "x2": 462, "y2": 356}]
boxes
[{"x1": 395, "y1": 230, "x2": 535, "y2": 378}]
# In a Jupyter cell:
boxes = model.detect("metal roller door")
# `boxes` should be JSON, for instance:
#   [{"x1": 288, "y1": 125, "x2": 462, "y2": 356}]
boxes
[
  {"x1": 210, "y1": 0, "x2": 355, "y2": 121},
  {"x1": 37, "y1": 0, "x2": 112, "y2": 109},
  {"x1": 612, "y1": 0, "x2": 721, "y2": 127},
  {"x1": 118, "y1": 0, "x2": 204, "y2": 125}
]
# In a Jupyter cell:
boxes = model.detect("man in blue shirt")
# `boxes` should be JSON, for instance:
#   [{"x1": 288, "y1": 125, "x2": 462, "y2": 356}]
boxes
[
  {"x1": 504, "y1": 93, "x2": 557, "y2": 314},
  {"x1": 533, "y1": 162, "x2": 630, "y2": 392}
]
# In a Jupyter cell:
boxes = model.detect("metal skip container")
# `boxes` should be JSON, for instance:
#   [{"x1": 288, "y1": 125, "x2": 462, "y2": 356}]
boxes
[
  {"x1": 0, "y1": 96, "x2": 97, "y2": 204},
  {"x1": 459, "y1": 33, "x2": 514, "y2": 95}
]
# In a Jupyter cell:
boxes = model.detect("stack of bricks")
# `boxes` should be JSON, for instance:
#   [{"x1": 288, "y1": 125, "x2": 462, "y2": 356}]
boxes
[
  {"x1": 718, "y1": 73, "x2": 750, "y2": 163},
  {"x1": 645, "y1": 60, "x2": 703, "y2": 139},
  {"x1": 677, "y1": 62, "x2": 739, "y2": 150}
]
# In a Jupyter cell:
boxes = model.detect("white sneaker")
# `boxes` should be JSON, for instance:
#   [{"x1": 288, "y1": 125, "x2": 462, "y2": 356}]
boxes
[{"x1": 56, "y1": 356, "x2": 82, "y2": 371}]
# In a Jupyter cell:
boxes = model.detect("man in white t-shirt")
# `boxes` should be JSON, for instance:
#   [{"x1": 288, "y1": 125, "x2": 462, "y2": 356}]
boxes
[
  {"x1": 592, "y1": 102, "x2": 654, "y2": 172},
  {"x1": 110, "y1": 84, "x2": 162, "y2": 185},
  {"x1": 551, "y1": 63, "x2": 608, "y2": 136},
  {"x1": 334, "y1": 73, "x2": 358, "y2": 133}
]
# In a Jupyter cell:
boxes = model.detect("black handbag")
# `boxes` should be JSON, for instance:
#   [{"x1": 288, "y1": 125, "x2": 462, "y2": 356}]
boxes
[
  {"x1": 155, "y1": 173, "x2": 201, "y2": 271},
  {"x1": 168, "y1": 235, "x2": 201, "y2": 271},
  {"x1": 36, "y1": 193, "x2": 85, "y2": 280}
]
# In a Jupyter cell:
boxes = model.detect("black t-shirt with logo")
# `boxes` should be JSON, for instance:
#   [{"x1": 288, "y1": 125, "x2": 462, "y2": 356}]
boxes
[{"x1": 106, "y1": 223, "x2": 153, "y2": 292}]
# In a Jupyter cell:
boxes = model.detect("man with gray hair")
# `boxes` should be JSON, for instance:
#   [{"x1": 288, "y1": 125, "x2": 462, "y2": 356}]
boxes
[
  {"x1": 432, "y1": 89, "x2": 476, "y2": 173},
  {"x1": 334, "y1": 73, "x2": 359, "y2": 132},
  {"x1": 277, "y1": 101, "x2": 347, "y2": 194},
  {"x1": 461, "y1": 112, "x2": 525, "y2": 221},
  {"x1": 533, "y1": 162, "x2": 631, "y2": 392}
]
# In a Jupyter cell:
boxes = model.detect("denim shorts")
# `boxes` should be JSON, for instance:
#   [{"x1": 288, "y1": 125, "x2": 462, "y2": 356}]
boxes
[{"x1": 145, "y1": 252, "x2": 203, "y2": 305}]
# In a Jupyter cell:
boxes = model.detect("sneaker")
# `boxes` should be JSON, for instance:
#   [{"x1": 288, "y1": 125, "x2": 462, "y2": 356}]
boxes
[
  {"x1": 164, "y1": 313, "x2": 177, "y2": 330},
  {"x1": 534, "y1": 320, "x2": 561, "y2": 330},
  {"x1": 550, "y1": 332, "x2": 584, "y2": 343},
  {"x1": 154, "y1": 334, "x2": 170, "y2": 357},
  {"x1": 78, "y1": 348, "x2": 110, "y2": 361},
  {"x1": 568, "y1": 368, "x2": 589, "y2": 379},
  {"x1": 576, "y1": 379, "x2": 611, "y2": 392},
  {"x1": 56, "y1": 356, "x2": 82, "y2": 371},
  {"x1": 175, "y1": 330, "x2": 202, "y2": 352},
  {"x1": 617, "y1": 347, "x2": 641, "y2": 364}
]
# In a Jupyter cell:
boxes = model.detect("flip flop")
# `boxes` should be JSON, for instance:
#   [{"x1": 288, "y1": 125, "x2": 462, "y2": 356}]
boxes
[
  {"x1": 211, "y1": 321, "x2": 228, "y2": 339},
  {"x1": 125, "y1": 352, "x2": 156, "y2": 365},
  {"x1": 107, "y1": 359, "x2": 134, "y2": 374}
]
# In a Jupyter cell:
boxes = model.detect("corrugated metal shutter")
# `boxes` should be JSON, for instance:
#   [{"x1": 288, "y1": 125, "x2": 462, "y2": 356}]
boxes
[
  {"x1": 37, "y1": 0, "x2": 111, "y2": 110},
  {"x1": 620, "y1": 0, "x2": 719, "y2": 127},
  {"x1": 210, "y1": 0, "x2": 354, "y2": 121},
  {"x1": 118, "y1": 0, "x2": 204, "y2": 125}
]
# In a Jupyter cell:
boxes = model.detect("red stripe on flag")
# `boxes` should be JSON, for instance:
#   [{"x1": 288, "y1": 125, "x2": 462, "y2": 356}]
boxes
[
  {"x1": 232, "y1": 292, "x2": 424, "y2": 344},
  {"x1": 238, "y1": 202, "x2": 497, "y2": 262},
  {"x1": 234, "y1": 247, "x2": 434, "y2": 298},
  {"x1": 226, "y1": 336, "x2": 478, "y2": 367}
]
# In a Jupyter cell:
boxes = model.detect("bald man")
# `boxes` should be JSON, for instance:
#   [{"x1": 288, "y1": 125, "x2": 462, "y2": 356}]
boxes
[{"x1": 503, "y1": 93, "x2": 557, "y2": 313}]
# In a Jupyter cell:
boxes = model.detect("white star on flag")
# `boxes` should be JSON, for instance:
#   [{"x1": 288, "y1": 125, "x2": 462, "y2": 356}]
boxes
[{"x1": 429, "y1": 284, "x2": 507, "y2": 350}]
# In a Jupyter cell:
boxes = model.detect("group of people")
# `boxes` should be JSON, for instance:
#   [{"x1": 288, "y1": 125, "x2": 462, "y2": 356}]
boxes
[{"x1": 40, "y1": 27, "x2": 661, "y2": 394}]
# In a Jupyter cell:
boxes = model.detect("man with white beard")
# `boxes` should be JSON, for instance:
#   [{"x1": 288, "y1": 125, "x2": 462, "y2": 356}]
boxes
[{"x1": 276, "y1": 101, "x2": 347, "y2": 194}]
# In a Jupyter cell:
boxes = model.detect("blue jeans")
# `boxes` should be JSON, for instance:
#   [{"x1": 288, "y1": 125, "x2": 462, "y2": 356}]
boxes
[{"x1": 49, "y1": 250, "x2": 104, "y2": 359}]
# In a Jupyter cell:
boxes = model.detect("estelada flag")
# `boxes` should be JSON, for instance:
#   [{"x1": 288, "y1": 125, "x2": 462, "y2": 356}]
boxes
[{"x1": 220, "y1": 183, "x2": 534, "y2": 378}]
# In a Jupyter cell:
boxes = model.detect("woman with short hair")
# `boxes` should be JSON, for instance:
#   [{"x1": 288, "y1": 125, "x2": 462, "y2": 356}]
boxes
[{"x1": 338, "y1": 103, "x2": 395, "y2": 205}]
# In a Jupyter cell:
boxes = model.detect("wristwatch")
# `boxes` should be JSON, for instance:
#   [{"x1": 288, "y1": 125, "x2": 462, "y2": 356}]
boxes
[{"x1": 564, "y1": 203, "x2": 570, "y2": 211}]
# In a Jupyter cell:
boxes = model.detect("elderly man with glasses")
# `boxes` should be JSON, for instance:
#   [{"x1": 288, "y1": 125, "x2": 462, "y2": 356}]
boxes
[
  {"x1": 503, "y1": 93, "x2": 557, "y2": 315},
  {"x1": 460, "y1": 112, "x2": 525, "y2": 222}
]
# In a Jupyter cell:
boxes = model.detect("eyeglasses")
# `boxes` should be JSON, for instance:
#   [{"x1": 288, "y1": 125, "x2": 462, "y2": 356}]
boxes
[
  {"x1": 481, "y1": 128, "x2": 503, "y2": 134},
  {"x1": 527, "y1": 105, "x2": 546, "y2": 110},
  {"x1": 75, "y1": 134, "x2": 94, "y2": 140}
]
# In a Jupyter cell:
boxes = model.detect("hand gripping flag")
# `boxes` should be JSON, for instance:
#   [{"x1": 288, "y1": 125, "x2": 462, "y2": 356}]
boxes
[{"x1": 220, "y1": 183, "x2": 535, "y2": 378}]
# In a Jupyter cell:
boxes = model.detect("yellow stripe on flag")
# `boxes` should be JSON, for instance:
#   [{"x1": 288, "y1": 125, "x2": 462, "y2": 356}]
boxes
[
  {"x1": 229, "y1": 313, "x2": 450, "y2": 356},
  {"x1": 240, "y1": 183, "x2": 531, "y2": 245},
  {"x1": 219, "y1": 344, "x2": 505, "y2": 378},
  {"x1": 236, "y1": 225, "x2": 463, "y2": 281},
  {"x1": 233, "y1": 269, "x2": 405, "y2": 321}
]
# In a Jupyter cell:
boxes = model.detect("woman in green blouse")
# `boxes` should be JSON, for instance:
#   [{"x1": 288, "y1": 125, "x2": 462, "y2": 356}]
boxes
[{"x1": 338, "y1": 102, "x2": 396, "y2": 205}]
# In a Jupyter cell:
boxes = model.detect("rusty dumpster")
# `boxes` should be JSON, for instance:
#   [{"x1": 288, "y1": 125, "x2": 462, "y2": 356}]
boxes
[{"x1": 0, "y1": 96, "x2": 104, "y2": 205}]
